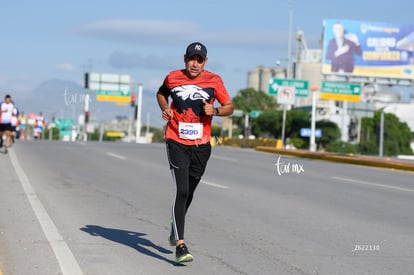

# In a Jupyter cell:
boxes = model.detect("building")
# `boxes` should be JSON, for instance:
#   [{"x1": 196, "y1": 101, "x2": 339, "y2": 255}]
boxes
[{"x1": 247, "y1": 66, "x2": 287, "y2": 93}]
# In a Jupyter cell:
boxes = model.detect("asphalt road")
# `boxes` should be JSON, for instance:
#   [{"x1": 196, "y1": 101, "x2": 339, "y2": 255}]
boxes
[{"x1": 0, "y1": 140, "x2": 413, "y2": 275}]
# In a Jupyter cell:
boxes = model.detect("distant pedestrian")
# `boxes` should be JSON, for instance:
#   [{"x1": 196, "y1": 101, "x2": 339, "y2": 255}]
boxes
[
  {"x1": 0, "y1": 95, "x2": 15, "y2": 153},
  {"x1": 10, "y1": 106, "x2": 19, "y2": 143},
  {"x1": 18, "y1": 111, "x2": 27, "y2": 140},
  {"x1": 34, "y1": 112, "x2": 45, "y2": 139}
]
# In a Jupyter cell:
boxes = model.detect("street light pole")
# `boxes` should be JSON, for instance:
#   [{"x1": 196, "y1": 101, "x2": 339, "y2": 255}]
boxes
[
  {"x1": 244, "y1": 113, "x2": 249, "y2": 138},
  {"x1": 84, "y1": 92, "x2": 90, "y2": 142},
  {"x1": 135, "y1": 84, "x2": 143, "y2": 143},
  {"x1": 280, "y1": 0, "x2": 293, "y2": 148},
  {"x1": 281, "y1": 105, "x2": 287, "y2": 148},
  {"x1": 309, "y1": 85, "x2": 319, "y2": 152},
  {"x1": 379, "y1": 109, "x2": 384, "y2": 157},
  {"x1": 287, "y1": 0, "x2": 293, "y2": 78}
]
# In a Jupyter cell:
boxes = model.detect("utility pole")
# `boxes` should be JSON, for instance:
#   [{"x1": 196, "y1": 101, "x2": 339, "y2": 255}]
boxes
[
  {"x1": 310, "y1": 89, "x2": 319, "y2": 151},
  {"x1": 83, "y1": 73, "x2": 90, "y2": 142},
  {"x1": 287, "y1": 0, "x2": 293, "y2": 78},
  {"x1": 379, "y1": 109, "x2": 384, "y2": 157},
  {"x1": 135, "y1": 84, "x2": 143, "y2": 143},
  {"x1": 281, "y1": 0, "x2": 293, "y2": 148}
]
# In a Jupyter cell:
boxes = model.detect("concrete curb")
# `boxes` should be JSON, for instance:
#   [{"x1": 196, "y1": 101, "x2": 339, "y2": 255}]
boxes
[{"x1": 256, "y1": 146, "x2": 414, "y2": 172}]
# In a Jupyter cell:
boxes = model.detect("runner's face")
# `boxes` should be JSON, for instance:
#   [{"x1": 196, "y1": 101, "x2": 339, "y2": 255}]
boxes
[{"x1": 184, "y1": 55, "x2": 207, "y2": 79}]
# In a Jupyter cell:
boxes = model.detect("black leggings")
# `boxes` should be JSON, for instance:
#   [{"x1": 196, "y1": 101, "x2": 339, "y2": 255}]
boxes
[{"x1": 166, "y1": 139, "x2": 211, "y2": 241}]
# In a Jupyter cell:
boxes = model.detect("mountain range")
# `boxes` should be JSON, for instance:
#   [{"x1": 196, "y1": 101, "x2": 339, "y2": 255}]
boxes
[{"x1": 13, "y1": 78, "x2": 165, "y2": 128}]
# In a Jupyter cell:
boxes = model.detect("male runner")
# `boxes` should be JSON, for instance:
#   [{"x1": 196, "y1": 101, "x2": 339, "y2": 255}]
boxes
[{"x1": 156, "y1": 42, "x2": 234, "y2": 263}]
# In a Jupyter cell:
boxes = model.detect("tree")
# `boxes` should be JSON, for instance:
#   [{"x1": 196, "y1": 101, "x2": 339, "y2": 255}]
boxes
[
  {"x1": 254, "y1": 109, "x2": 310, "y2": 140},
  {"x1": 315, "y1": 120, "x2": 341, "y2": 149},
  {"x1": 254, "y1": 109, "x2": 282, "y2": 137},
  {"x1": 285, "y1": 109, "x2": 310, "y2": 138},
  {"x1": 359, "y1": 111, "x2": 412, "y2": 156},
  {"x1": 232, "y1": 88, "x2": 278, "y2": 112},
  {"x1": 232, "y1": 88, "x2": 278, "y2": 136}
]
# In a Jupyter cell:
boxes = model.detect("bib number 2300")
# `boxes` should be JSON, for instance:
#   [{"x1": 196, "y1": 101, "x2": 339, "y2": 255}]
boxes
[{"x1": 178, "y1": 122, "x2": 203, "y2": 140}]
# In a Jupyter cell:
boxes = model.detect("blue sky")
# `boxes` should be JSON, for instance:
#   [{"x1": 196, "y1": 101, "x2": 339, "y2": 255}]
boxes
[{"x1": 1, "y1": 0, "x2": 413, "y2": 117}]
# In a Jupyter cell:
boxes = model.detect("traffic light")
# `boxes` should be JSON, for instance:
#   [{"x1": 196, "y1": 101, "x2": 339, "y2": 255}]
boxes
[
  {"x1": 85, "y1": 111, "x2": 90, "y2": 124},
  {"x1": 84, "y1": 73, "x2": 89, "y2": 89},
  {"x1": 130, "y1": 92, "x2": 136, "y2": 107}
]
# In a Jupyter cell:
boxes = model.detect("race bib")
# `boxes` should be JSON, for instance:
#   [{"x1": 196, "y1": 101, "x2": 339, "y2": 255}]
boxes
[{"x1": 178, "y1": 122, "x2": 203, "y2": 140}]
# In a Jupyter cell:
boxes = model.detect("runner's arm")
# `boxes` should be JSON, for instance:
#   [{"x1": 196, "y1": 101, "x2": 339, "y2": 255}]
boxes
[{"x1": 214, "y1": 100, "x2": 234, "y2": 117}]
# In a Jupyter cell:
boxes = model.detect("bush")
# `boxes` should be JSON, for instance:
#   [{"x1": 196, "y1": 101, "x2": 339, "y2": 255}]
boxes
[
  {"x1": 325, "y1": 141, "x2": 358, "y2": 154},
  {"x1": 290, "y1": 137, "x2": 307, "y2": 149}
]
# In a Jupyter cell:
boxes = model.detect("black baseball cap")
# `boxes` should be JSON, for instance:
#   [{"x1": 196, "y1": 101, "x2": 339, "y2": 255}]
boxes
[{"x1": 185, "y1": 42, "x2": 207, "y2": 59}]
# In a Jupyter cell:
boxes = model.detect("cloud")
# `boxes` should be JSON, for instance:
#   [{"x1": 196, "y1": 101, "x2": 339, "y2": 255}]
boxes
[
  {"x1": 56, "y1": 63, "x2": 78, "y2": 72},
  {"x1": 107, "y1": 50, "x2": 227, "y2": 74},
  {"x1": 75, "y1": 19, "x2": 287, "y2": 50},
  {"x1": 108, "y1": 51, "x2": 180, "y2": 71},
  {"x1": 75, "y1": 19, "x2": 196, "y2": 46}
]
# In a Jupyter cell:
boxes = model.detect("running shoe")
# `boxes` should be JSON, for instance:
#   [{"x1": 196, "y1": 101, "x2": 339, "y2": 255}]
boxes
[{"x1": 175, "y1": 243, "x2": 193, "y2": 263}]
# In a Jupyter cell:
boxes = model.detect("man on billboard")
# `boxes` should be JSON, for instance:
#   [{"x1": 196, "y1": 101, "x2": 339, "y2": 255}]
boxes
[{"x1": 326, "y1": 21, "x2": 362, "y2": 73}]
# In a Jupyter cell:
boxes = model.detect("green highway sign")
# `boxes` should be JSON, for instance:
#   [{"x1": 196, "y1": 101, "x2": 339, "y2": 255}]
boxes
[
  {"x1": 96, "y1": 90, "x2": 132, "y2": 103},
  {"x1": 86, "y1": 72, "x2": 132, "y2": 103},
  {"x1": 250, "y1": 110, "x2": 262, "y2": 118},
  {"x1": 54, "y1": 118, "x2": 74, "y2": 137},
  {"x1": 321, "y1": 81, "x2": 361, "y2": 94},
  {"x1": 54, "y1": 118, "x2": 74, "y2": 129},
  {"x1": 320, "y1": 81, "x2": 361, "y2": 102},
  {"x1": 268, "y1": 78, "x2": 309, "y2": 97},
  {"x1": 96, "y1": 90, "x2": 131, "y2": 96}
]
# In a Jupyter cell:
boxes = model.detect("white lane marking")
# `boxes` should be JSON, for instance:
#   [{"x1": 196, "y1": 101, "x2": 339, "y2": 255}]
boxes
[
  {"x1": 8, "y1": 149, "x2": 83, "y2": 275},
  {"x1": 106, "y1": 152, "x2": 126, "y2": 160},
  {"x1": 211, "y1": 155, "x2": 238, "y2": 162},
  {"x1": 201, "y1": 180, "x2": 229, "y2": 189},
  {"x1": 332, "y1": 176, "x2": 414, "y2": 193}
]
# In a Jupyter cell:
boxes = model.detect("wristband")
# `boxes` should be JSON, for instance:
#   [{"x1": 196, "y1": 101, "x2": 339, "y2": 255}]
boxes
[{"x1": 214, "y1": 108, "x2": 219, "y2": 116}]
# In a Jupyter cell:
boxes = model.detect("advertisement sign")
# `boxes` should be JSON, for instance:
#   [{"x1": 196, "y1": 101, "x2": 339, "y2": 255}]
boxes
[{"x1": 322, "y1": 19, "x2": 414, "y2": 79}]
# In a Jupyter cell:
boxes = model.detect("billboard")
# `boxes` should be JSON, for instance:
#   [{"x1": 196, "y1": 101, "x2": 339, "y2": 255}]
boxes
[{"x1": 322, "y1": 19, "x2": 414, "y2": 79}]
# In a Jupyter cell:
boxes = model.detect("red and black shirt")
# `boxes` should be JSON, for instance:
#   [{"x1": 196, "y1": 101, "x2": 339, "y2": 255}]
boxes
[{"x1": 159, "y1": 69, "x2": 230, "y2": 145}]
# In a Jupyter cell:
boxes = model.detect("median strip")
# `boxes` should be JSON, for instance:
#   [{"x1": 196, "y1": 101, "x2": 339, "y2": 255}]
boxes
[{"x1": 256, "y1": 146, "x2": 414, "y2": 172}]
